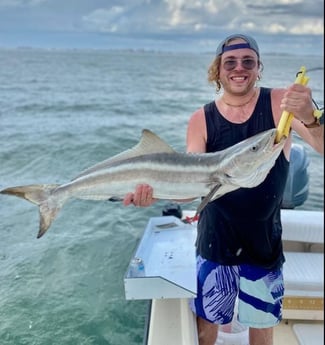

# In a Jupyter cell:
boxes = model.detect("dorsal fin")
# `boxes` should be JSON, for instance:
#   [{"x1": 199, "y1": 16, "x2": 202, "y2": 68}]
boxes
[{"x1": 72, "y1": 129, "x2": 176, "y2": 180}]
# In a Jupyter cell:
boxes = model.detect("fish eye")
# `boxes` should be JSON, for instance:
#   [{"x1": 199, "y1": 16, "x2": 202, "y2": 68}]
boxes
[{"x1": 250, "y1": 144, "x2": 259, "y2": 152}]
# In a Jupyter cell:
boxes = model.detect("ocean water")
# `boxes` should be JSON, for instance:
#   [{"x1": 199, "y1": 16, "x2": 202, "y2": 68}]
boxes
[{"x1": 0, "y1": 48, "x2": 323, "y2": 345}]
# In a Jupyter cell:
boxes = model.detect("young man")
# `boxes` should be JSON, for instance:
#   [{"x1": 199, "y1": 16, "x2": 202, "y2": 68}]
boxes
[{"x1": 123, "y1": 34, "x2": 324, "y2": 345}]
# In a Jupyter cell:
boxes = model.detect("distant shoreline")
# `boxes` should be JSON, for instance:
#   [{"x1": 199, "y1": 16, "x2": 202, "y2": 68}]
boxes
[{"x1": 0, "y1": 45, "x2": 323, "y2": 59}]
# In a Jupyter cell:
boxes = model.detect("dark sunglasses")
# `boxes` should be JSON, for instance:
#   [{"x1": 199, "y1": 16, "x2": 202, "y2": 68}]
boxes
[{"x1": 223, "y1": 58, "x2": 257, "y2": 71}]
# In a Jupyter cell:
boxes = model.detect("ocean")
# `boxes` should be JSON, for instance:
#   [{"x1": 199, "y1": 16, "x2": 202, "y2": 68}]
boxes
[{"x1": 0, "y1": 48, "x2": 323, "y2": 345}]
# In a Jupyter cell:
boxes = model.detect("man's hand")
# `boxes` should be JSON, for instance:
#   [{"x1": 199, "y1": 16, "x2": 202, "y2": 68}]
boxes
[
  {"x1": 280, "y1": 84, "x2": 314, "y2": 124},
  {"x1": 123, "y1": 184, "x2": 157, "y2": 207}
]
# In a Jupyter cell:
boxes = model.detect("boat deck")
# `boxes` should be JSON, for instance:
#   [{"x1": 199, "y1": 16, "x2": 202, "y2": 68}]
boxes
[{"x1": 146, "y1": 298, "x2": 324, "y2": 345}]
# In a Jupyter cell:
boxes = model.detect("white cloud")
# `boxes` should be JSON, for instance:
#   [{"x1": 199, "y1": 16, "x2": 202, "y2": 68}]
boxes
[
  {"x1": 267, "y1": 23, "x2": 287, "y2": 34},
  {"x1": 289, "y1": 19, "x2": 324, "y2": 35}
]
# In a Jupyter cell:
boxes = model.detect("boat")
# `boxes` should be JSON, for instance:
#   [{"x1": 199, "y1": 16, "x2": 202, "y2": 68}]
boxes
[{"x1": 124, "y1": 143, "x2": 324, "y2": 345}]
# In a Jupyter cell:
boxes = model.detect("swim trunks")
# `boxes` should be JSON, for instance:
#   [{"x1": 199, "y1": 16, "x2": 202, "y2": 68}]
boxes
[{"x1": 190, "y1": 255, "x2": 284, "y2": 328}]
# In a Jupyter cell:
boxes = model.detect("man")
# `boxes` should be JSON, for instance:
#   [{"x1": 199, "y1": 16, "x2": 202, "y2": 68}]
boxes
[{"x1": 123, "y1": 34, "x2": 324, "y2": 345}]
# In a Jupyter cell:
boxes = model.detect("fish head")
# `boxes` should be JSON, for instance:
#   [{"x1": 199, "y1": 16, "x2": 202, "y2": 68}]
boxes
[{"x1": 221, "y1": 128, "x2": 286, "y2": 188}]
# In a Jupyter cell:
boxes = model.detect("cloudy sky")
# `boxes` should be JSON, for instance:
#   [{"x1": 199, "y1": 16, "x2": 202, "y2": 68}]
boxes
[{"x1": 0, "y1": 0, "x2": 323, "y2": 55}]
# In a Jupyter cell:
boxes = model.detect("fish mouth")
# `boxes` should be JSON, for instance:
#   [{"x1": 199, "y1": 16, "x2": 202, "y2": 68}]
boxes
[
  {"x1": 265, "y1": 129, "x2": 285, "y2": 153},
  {"x1": 272, "y1": 136, "x2": 286, "y2": 151}
]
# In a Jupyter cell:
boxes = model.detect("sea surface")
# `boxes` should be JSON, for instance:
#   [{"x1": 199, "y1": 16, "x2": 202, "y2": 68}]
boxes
[{"x1": 0, "y1": 48, "x2": 323, "y2": 345}]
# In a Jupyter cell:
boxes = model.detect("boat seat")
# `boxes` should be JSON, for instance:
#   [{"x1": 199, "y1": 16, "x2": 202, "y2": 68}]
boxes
[
  {"x1": 281, "y1": 210, "x2": 324, "y2": 320},
  {"x1": 283, "y1": 251, "x2": 324, "y2": 320}
]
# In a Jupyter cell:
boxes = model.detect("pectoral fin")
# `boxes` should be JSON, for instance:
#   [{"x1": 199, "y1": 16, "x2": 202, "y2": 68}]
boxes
[{"x1": 196, "y1": 183, "x2": 221, "y2": 214}]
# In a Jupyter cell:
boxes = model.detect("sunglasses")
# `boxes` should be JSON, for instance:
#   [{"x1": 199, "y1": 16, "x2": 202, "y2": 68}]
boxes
[{"x1": 222, "y1": 58, "x2": 257, "y2": 71}]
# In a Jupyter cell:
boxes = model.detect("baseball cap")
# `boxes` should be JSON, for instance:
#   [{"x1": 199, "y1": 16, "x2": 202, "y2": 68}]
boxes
[{"x1": 216, "y1": 34, "x2": 260, "y2": 57}]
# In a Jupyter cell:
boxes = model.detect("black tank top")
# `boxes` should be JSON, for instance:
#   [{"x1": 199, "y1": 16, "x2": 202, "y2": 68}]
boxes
[{"x1": 196, "y1": 87, "x2": 289, "y2": 269}]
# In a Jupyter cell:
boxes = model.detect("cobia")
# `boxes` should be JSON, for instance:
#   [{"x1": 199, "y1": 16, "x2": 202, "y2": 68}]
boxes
[{"x1": 0, "y1": 128, "x2": 285, "y2": 238}]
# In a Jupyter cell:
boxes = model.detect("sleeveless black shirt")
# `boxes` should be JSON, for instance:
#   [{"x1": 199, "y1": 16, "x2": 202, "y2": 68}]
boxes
[{"x1": 196, "y1": 87, "x2": 289, "y2": 269}]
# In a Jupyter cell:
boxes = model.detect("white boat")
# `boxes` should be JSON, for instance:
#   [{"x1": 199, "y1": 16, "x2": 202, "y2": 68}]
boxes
[{"x1": 124, "y1": 144, "x2": 324, "y2": 345}]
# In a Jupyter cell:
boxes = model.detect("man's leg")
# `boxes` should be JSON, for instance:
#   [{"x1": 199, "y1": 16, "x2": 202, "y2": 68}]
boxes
[
  {"x1": 197, "y1": 316, "x2": 219, "y2": 345},
  {"x1": 190, "y1": 257, "x2": 239, "y2": 345},
  {"x1": 196, "y1": 316, "x2": 274, "y2": 345},
  {"x1": 249, "y1": 327, "x2": 273, "y2": 345},
  {"x1": 238, "y1": 265, "x2": 283, "y2": 345}
]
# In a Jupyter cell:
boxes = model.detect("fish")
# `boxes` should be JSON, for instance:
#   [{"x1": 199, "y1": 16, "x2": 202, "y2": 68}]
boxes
[{"x1": 0, "y1": 128, "x2": 285, "y2": 238}]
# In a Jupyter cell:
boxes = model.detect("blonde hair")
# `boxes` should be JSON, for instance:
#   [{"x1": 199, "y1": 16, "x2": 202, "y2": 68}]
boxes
[{"x1": 207, "y1": 56, "x2": 222, "y2": 92}]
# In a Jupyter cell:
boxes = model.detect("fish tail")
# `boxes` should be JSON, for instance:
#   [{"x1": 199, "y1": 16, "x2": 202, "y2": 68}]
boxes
[{"x1": 1, "y1": 184, "x2": 61, "y2": 238}]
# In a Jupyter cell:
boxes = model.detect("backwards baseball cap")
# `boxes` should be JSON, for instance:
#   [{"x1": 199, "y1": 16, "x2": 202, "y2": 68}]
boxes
[{"x1": 216, "y1": 34, "x2": 259, "y2": 57}]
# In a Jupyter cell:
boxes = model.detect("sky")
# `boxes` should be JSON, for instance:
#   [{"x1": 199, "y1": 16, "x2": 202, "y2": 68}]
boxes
[{"x1": 0, "y1": 0, "x2": 324, "y2": 55}]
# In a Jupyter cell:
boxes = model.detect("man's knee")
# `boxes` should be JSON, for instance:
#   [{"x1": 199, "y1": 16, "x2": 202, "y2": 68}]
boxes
[{"x1": 197, "y1": 316, "x2": 219, "y2": 345}]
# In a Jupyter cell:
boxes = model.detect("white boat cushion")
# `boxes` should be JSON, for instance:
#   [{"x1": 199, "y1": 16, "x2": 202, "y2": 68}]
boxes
[
  {"x1": 281, "y1": 210, "x2": 324, "y2": 243},
  {"x1": 283, "y1": 252, "x2": 324, "y2": 297}
]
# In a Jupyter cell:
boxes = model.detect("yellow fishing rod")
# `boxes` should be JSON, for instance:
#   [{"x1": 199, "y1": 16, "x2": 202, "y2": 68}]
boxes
[{"x1": 275, "y1": 66, "x2": 309, "y2": 143}]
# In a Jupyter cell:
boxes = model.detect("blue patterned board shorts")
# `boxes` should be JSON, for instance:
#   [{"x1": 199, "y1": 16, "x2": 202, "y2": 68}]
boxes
[{"x1": 190, "y1": 255, "x2": 284, "y2": 328}]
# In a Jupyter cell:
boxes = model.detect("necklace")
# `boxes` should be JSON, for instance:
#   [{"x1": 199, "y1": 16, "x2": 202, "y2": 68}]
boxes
[{"x1": 221, "y1": 89, "x2": 257, "y2": 108}]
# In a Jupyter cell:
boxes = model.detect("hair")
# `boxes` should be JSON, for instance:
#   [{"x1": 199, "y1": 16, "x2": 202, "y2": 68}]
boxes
[
  {"x1": 207, "y1": 56, "x2": 223, "y2": 92},
  {"x1": 208, "y1": 40, "x2": 264, "y2": 94}
]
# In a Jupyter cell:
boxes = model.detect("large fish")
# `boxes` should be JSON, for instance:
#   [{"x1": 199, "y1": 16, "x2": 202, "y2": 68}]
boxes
[{"x1": 1, "y1": 128, "x2": 285, "y2": 238}]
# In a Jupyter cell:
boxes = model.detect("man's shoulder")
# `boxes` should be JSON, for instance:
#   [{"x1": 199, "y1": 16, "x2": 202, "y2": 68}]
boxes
[
  {"x1": 269, "y1": 87, "x2": 286, "y2": 100},
  {"x1": 189, "y1": 107, "x2": 205, "y2": 123}
]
